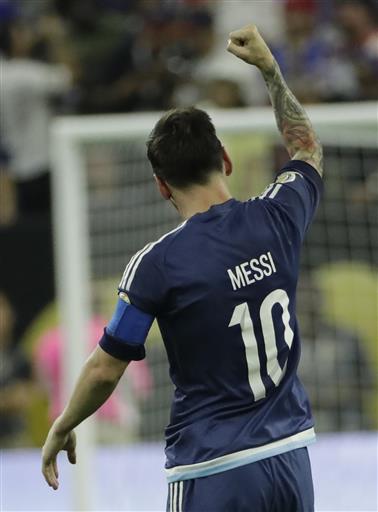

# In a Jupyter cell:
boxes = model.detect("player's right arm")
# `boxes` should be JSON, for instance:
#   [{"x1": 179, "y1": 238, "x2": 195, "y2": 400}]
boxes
[
  {"x1": 41, "y1": 244, "x2": 165, "y2": 490},
  {"x1": 227, "y1": 24, "x2": 323, "y2": 177}
]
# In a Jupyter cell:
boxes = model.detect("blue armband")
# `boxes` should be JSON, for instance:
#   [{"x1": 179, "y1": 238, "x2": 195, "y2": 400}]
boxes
[
  {"x1": 107, "y1": 296, "x2": 154, "y2": 343},
  {"x1": 99, "y1": 297, "x2": 154, "y2": 361}
]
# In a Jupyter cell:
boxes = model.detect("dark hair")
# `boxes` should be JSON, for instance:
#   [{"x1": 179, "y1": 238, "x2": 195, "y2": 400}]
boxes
[{"x1": 146, "y1": 107, "x2": 223, "y2": 189}]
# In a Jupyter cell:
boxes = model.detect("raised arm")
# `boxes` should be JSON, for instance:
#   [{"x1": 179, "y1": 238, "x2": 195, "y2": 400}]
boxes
[{"x1": 227, "y1": 24, "x2": 323, "y2": 176}]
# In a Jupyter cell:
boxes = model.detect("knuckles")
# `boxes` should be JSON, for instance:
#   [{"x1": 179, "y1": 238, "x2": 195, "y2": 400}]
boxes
[{"x1": 229, "y1": 24, "x2": 257, "y2": 39}]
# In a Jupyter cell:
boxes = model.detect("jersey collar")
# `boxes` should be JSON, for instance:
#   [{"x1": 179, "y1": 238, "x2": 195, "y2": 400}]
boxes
[{"x1": 187, "y1": 198, "x2": 238, "y2": 223}]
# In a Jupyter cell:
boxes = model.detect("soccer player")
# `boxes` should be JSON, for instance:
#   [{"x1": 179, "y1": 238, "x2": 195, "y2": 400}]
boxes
[{"x1": 42, "y1": 25, "x2": 323, "y2": 511}]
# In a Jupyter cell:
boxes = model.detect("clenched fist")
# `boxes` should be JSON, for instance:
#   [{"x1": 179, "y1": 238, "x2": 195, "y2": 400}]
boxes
[{"x1": 227, "y1": 24, "x2": 274, "y2": 71}]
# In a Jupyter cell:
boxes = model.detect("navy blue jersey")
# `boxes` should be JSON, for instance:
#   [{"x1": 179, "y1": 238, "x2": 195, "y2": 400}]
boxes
[{"x1": 106, "y1": 160, "x2": 323, "y2": 482}]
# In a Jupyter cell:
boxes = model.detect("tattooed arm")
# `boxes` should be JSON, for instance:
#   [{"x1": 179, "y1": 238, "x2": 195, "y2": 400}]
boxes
[
  {"x1": 227, "y1": 24, "x2": 323, "y2": 176},
  {"x1": 261, "y1": 61, "x2": 323, "y2": 175}
]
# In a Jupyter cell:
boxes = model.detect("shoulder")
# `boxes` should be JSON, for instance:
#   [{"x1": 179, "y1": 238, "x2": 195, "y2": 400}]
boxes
[
  {"x1": 139, "y1": 220, "x2": 188, "y2": 263},
  {"x1": 253, "y1": 160, "x2": 323, "y2": 217},
  {"x1": 119, "y1": 221, "x2": 187, "y2": 291}
]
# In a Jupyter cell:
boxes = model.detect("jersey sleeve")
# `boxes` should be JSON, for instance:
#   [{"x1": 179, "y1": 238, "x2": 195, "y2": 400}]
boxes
[
  {"x1": 260, "y1": 160, "x2": 323, "y2": 240},
  {"x1": 118, "y1": 244, "x2": 167, "y2": 316},
  {"x1": 99, "y1": 245, "x2": 167, "y2": 361}
]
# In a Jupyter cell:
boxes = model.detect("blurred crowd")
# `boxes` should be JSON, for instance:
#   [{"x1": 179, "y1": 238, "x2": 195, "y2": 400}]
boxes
[
  {"x1": 1, "y1": 0, "x2": 378, "y2": 116},
  {"x1": 0, "y1": 0, "x2": 377, "y2": 447},
  {"x1": 1, "y1": 0, "x2": 378, "y2": 220},
  {"x1": 0, "y1": 0, "x2": 377, "y2": 218}
]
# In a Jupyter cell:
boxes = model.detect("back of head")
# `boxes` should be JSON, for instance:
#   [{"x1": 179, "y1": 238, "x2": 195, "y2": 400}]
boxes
[{"x1": 146, "y1": 107, "x2": 223, "y2": 189}]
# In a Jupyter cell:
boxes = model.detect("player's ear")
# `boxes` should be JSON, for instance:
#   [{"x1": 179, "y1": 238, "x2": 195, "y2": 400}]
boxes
[
  {"x1": 222, "y1": 147, "x2": 233, "y2": 176},
  {"x1": 153, "y1": 174, "x2": 172, "y2": 200}
]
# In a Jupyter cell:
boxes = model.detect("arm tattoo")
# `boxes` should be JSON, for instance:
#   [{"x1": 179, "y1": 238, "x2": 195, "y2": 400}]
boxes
[{"x1": 262, "y1": 60, "x2": 323, "y2": 176}]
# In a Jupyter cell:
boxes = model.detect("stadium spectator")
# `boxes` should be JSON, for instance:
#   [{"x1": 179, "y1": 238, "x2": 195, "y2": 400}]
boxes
[
  {"x1": 54, "y1": 1, "x2": 215, "y2": 113},
  {"x1": 53, "y1": 0, "x2": 132, "y2": 113},
  {"x1": 0, "y1": 292, "x2": 34, "y2": 447},
  {"x1": 174, "y1": 6, "x2": 250, "y2": 109},
  {"x1": 0, "y1": 5, "x2": 73, "y2": 217},
  {"x1": 335, "y1": 0, "x2": 378, "y2": 100},
  {"x1": 0, "y1": 3, "x2": 73, "y2": 350},
  {"x1": 270, "y1": 0, "x2": 358, "y2": 103},
  {"x1": 176, "y1": 1, "x2": 281, "y2": 107}
]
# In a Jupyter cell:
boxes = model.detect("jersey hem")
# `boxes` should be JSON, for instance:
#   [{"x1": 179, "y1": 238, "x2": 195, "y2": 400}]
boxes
[{"x1": 165, "y1": 427, "x2": 316, "y2": 483}]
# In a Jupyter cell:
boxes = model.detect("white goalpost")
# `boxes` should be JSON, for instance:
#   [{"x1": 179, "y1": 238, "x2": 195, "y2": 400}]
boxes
[{"x1": 50, "y1": 102, "x2": 377, "y2": 510}]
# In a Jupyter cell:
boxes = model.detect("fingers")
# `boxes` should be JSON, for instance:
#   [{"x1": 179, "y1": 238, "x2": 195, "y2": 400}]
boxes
[
  {"x1": 227, "y1": 25, "x2": 256, "y2": 61},
  {"x1": 42, "y1": 458, "x2": 59, "y2": 490},
  {"x1": 41, "y1": 427, "x2": 76, "y2": 489},
  {"x1": 227, "y1": 40, "x2": 250, "y2": 61},
  {"x1": 227, "y1": 24, "x2": 272, "y2": 69},
  {"x1": 229, "y1": 28, "x2": 248, "y2": 44},
  {"x1": 53, "y1": 459, "x2": 59, "y2": 479},
  {"x1": 66, "y1": 433, "x2": 77, "y2": 465},
  {"x1": 67, "y1": 446, "x2": 77, "y2": 465},
  {"x1": 228, "y1": 35, "x2": 246, "y2": 47},
  {"x1": 229, "y1": 24, "x2": 257, "y2": 44}
]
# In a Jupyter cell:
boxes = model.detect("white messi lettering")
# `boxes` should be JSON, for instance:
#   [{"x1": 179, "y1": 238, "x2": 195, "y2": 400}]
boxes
[
  {"x1": 227, "y1": 251, "x2": 277, "y2": 291},
  {"x1": 227, "y1": 266, "x2": 246, "y2": 291}
]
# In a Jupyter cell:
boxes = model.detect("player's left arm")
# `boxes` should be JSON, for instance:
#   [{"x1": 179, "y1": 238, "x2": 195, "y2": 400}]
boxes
[
  {"x1": 227, "y1": 24, "x2": 323, "y2": 177},
  {"x1": 262, "y1": 59, "x2": 324, "y2": 177},
  {"x1": 42, "y1": 346, "x2": 129, "y2": 490}
]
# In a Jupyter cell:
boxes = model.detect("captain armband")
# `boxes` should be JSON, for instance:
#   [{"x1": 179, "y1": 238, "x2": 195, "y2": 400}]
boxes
[{"x1": 99, "y1": 293, "x2": 154, "y2": 361}]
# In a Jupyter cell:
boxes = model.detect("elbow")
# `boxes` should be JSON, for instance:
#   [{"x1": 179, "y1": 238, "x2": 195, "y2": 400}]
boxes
[
  {"x1": 291, "y1": 134, "x2": 324, "y2": 176},
  {"x1": 86, "y1": 352, "x2": 125, "y2": 386},
  {"x1": 89, "y1": 365, "x2": 121, "y2": 386}
]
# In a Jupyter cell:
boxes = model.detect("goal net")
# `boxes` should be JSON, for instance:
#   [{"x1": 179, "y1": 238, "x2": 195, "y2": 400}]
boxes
[{"x1": 50, "y1": 103, "x2": 377, "y2": 509}]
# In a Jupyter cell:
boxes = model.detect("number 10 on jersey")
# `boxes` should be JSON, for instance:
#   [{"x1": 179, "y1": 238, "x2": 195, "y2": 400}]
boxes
[{"x1": 228, "y1": 289, "x2": 294, "y2": 401}]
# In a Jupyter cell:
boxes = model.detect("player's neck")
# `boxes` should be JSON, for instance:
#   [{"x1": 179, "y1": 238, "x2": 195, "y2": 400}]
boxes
[{"x1": 172, "y1": 175, "x2": 233, "y2": 220}]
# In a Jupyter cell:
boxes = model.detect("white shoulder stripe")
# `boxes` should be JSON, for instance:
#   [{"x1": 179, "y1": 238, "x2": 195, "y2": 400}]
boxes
[
  {"x1": 119, "y1": 243, "x2": 152, "y2": 289},
  {"x1": 269, "y1": 183, "x2": 282, "y2": 198},
  {"x1": 122, "y1": 221, "x2": 187, "y2": 292},
  {"x1": 120, "y1": 243, "x2": 152, "y2": 290},
  {"x1": 259, "y1": 183, "x2": 275, "y2": 198},
  {"x1": 259, "y1": 182, "x2": 283, "y2": 200}
]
